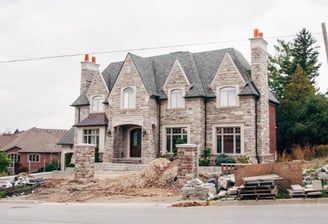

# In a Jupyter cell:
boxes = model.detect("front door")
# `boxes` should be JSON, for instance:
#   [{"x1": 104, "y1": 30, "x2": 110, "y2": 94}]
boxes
[{"x1": 130, "y1": 128, "x2": 141, "y2": 157}]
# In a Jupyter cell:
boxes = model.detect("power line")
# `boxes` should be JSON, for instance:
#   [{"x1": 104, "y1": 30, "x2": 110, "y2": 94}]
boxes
[{"x1": 0, "y1": 32, "x2": 322, "y2": 64}]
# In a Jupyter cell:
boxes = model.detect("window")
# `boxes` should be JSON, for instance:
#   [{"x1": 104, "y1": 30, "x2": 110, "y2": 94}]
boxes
[
  {"x1": 83, "y1": 129, "x2": 99, "y2": 146},
  {"x1": 170, "y1": 89, "x2": 184, "y2": 108},
  {"x1": 123, "y1": 87, "x2": 135, "y2": 109},
  {"x1": 8, "y1": 153, "x2": 20, "y2": 167},
  {"x1": 166, "y1": 127, "x2": 188, "y2": 153},
  {"x1": 216, "y1": 127, "x2": 241, "y2": 154},
  {"x1": 28, "y1": 154, "x2": 40, "y2": 163},
  {"x1": 219, "y1": 87, "x2": 238, "y2": 107},
  {"x1": 92, "y1": 96, "x2": 104, "y2": 113}
]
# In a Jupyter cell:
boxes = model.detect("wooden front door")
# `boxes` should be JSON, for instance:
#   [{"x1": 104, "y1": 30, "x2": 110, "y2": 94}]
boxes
[{"x1": 130, "y1": 128, "x2": 141, "y2": 157}]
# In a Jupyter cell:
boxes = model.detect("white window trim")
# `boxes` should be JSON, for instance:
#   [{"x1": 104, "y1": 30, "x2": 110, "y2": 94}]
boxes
[
  {"x1": 90, "y1": 95, "x2": 105, "y2": 113},
  {"x1": 168, "y1": 88, "x2": 185, "y2": 109},
  {"x1": 163, "y1": 125, "x2": 190, "y2": 153},
  {"x1": 28, "y1": 153, "x2": 40, "y2": 163},
  {"x1": 212, "y1": 124, "x2": 244, "y2": 155},
  {"x1": 121, "y1": 86, "x2": 136, "y2": 109},
  {"x1": 76, "y1": 127, "x2": 105, "y2": 153},
  {"x1": 216, "y1": 85, "x2": 239, "y2": 108}
]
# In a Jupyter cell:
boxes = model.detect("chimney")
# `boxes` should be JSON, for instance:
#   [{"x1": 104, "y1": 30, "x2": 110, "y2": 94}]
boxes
[
  {"x1": 249, "y1": 29, "x2": 270, "y2": 162},
  {"x1": 80, "y1": 54, "x2": 99, "y2": 94}
]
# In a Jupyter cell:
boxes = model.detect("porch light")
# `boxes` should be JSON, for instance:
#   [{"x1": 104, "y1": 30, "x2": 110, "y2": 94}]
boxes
[
  {"x1": 142, "y1": 130, "x2": 147, "y2": 137},
  {"x1": 107, "y1": 129, "x2": 111, "y2": 136}
]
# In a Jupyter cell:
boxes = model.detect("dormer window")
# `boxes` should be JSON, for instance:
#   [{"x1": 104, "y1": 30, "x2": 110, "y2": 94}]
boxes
[
  {"x1": 170, "y1": 89, "x2": 184, "y2": 108},
  {"x1": 218, "y1": 86, "x2": 238, "y2": 107},
  {"x1": 92, "y1": 96, "x2": 104, "y2": 113},
  {"x1": 123, "y1": 87, "x2": 136, "y2": 109}
]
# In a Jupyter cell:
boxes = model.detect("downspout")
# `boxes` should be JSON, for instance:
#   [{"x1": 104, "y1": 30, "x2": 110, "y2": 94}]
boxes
[
  {"x1": 255, "y1": 97, "x2": 260, "y2": 163},
  {"x1": 204, "y1": 97, "x2": 208, "y2": 148},
  {"x1": 157, "y1": 96, "x2": 161, "y2": 155}
]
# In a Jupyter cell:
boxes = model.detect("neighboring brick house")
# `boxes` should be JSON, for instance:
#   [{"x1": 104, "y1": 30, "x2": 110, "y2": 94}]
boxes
[
  {"x1": 67, "y1": 29, "x2": 278, "y2": 164},
  {"x1": 0, "y1": 127, "x2": 66, "y2": 173}
]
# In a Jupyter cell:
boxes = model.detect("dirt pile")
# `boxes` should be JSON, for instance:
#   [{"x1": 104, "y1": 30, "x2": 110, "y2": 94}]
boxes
[{"x1": 24, "y1": 158, "x2": 180, "y2": 203}]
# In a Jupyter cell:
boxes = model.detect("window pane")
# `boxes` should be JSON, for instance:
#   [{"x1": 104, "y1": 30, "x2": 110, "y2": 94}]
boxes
[
  {"x1": 220, "y1": 90, "x2": 228, "y2": 107},
  {"x1": 228, "y1": 89, "x2": 237, "y2": 106},
  {"x1": 166, "y1": 136, "x2": 171, "y2": 152},
  {"x1": 123, "y1": 87, "x2": 134, "y2": 109},
  {"x1": 223, "y1": 135, "x2": 234, "y2": 153},
  {"x1": 236, "y1": 135, "x2": 241, "y2": 154},
  {"x1": 217, "y1": 136, "x2": 222, "y2": 153}
]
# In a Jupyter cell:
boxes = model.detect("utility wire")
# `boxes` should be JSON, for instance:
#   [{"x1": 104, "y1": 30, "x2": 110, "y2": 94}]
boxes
[{"x1": 0, "y1": 32, "x2": 322, "y2": 64}]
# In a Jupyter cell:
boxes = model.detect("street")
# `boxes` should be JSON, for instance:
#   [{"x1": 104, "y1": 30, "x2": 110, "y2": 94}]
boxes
[{"x1": 0, "y1": 201, "x2": 327, "y2": 224}]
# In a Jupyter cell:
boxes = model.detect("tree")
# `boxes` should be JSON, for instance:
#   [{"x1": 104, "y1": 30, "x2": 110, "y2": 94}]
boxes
[
  {"x1": 277, "y1": 65, "x2": 315, "y2": 150},
  {"x1": 0, "y1": 152, "x2": 11, "y2": 176},
  {"x1": 269, "y1": 29, "x2": 321, "y2": 100}
]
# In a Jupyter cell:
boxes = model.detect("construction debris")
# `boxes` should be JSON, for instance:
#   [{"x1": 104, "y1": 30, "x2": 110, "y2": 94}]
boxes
[{"x1": 238, "y1": 174, "x2": 281, "y2": 200}]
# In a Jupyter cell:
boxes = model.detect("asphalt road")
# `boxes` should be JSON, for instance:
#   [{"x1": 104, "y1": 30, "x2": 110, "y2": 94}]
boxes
[{"x1": 0, "y1": 201, "x2": 327, "y2": 224}]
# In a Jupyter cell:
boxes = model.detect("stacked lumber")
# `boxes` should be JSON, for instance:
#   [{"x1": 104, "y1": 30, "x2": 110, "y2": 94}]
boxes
[{"x1": 238, "y1": 174, "x2": 282, "y2": 200}]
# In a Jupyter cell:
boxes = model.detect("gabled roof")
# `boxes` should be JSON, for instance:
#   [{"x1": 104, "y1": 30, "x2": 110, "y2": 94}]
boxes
[
  {"x1": 74, "y1": 113, "x2": 108, "y2": 127},
  {"x1": 102, "y1": 48, "x2": 252, "y2": 99},
  {"x1": 0, "y1": 127, "x2": 66, "y2": 153},
  {"x1": 71, "y1": 94, "x2": 89, "y2": 106},
  {"x1": 57, "y1": 127, "x2": 74, "y2": 146},
  {"x1": 0, "y1": 134, "x2": 18, "y2": 149},
  {"x1": 239, "y1": 82, "x2": 260, "y2": 97}
]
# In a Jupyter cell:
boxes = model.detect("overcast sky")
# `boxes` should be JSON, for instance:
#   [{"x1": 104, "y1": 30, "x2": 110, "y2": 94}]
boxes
[{"x1": 0, "y1": 0, "x2": 327, "y2": 133}]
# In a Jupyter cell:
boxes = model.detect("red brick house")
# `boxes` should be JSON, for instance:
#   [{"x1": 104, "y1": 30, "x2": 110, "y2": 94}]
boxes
[
  {"x1": 0, "y1": 127, "x2": 66, "y2": 173},
  {"x1": 63, "y1": 29, "x2": 278, "y2": 164}
]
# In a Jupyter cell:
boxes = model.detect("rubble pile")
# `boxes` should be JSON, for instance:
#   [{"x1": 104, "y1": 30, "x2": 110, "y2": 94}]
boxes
[{"x1": 181, "y1": 179, "x2": 216, "y2": 199}]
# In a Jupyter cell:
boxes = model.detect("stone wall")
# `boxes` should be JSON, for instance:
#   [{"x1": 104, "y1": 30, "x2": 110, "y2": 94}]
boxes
[
  {"x1": 177, "y1": 144, "x2": 198, "y2": 187},
  {"x1": 234, "y1": 161, "x2": 302, "y2": 189},
  {"x1": 74, "y1": 144, "x2": 95, "y2": 183}
]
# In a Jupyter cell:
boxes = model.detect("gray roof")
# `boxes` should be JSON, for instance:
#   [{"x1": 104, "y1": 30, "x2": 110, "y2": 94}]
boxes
[
  {"x1": 74, "y1": 113, "x2": 108, "y2": 127},
  {"x1": 102, "y1": 48, "x2": 254, "y2": 99},
  {"x1": 269, "y1": 91, "x2": 279, "y2": 104},
  {"x1": 1, "y1": 127, "x2": 66, "y2": 153},
  {"x1": 71, "y1": 94, "x2": 89, "y2": 106},
  {"x1": 57, "y1": 127, "x2": 74, "y2": 145},
  {"x1": 239, "y1": 82, "x2": 260, "y2": 97}
]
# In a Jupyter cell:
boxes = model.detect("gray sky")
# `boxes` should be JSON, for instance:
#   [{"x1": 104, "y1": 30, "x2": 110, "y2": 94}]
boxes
[{"x1": 0, "y1": 0, "x2": 327, "y2": 133}]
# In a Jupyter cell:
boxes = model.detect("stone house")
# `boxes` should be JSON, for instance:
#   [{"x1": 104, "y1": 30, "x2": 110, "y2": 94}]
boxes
[
  {"x1": 0, "y1": 127, "x2": 66, "y2": 173},
  {"x1": 66, "y1": 29, "x2": 278, "y2": 164}
]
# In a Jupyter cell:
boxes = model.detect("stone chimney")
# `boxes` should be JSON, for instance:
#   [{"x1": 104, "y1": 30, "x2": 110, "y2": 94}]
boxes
[
  {"x1": 80, "y1": 54, "x2": 99, "y2": 94},
  {"x1": 250, "y1": 29, "x2": 270, "y2": 162}
]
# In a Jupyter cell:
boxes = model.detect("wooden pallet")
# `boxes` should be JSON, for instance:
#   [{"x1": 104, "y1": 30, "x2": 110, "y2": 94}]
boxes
[{"x1": 238, "y1": 185, "x2": 278, "y2": 200}]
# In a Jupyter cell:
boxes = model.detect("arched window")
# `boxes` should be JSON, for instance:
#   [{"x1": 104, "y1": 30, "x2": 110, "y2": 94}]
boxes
[
  {"x1": 123, "y1": 87, "x2": 135, "y2": 109},
  {"x1": 219, "y1": 87, "x2": 238, "y2": 107},
  {"x1": 92, "y1": 96, "x2": 104, "y2": 113},
  {"x1": 170, "y1": 89, "x2": 184, "y2": 108}
]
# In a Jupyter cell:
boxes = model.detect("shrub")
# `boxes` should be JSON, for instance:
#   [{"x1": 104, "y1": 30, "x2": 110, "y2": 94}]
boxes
[
  {"x1": 316, "y1": 145, "x2": 328, "y2": 158},
  {"x1": 215, "y1": 154, "x2": 236, "y2": 166},
  {"x1": 277, "y1": 150, "x2": 292, "y2": 162},
  {"x1": 237, "y1": 155, "x2": 251, "y2": 164},
  {"x1": 199, "y1": 159, "x2": 210, "y2": 166}
]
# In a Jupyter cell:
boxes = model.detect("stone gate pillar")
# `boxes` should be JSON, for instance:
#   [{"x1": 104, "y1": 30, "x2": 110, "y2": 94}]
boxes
[
  {"x1": 176, "y1": 144, "x2": 198, "y2": 187},
  {"x1": 74, "y1": 144, "x2": 95, "y2": 183}
]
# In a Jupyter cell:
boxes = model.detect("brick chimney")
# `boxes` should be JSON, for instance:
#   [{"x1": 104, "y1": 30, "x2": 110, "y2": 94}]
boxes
[
  {"x1": 80, "y1": 54, "x2": 99, "y2": 94},
  {"x1": 250, "y1": 29, "x2": 270, "y2": 162}
]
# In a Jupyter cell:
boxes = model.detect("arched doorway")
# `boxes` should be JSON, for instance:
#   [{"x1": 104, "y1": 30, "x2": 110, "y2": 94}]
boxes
[{"x1": 130, "y1": 128, "x2": 141, "y2": 157}]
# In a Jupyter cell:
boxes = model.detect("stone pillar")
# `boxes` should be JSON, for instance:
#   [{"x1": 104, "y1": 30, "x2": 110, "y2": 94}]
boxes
[
  {"x1": 74, "y1": 144, "x2": 95, "y2": 183},
  {"x1": 177, "y1": 144, "x2": 198, "y2": 187}
]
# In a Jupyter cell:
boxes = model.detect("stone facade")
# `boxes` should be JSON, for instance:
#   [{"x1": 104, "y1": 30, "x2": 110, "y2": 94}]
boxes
[
  {"x1": 70, "y1": 30, "x2": 277, "y2": 165},
  {"x1": 74, "y1": 144, "x2": 95, "y2": 183}
]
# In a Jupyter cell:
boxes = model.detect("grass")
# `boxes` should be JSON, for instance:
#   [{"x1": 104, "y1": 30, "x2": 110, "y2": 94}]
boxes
[
  {"x1": 277, "y1": 189, "x2": 290, "y2": 199},
  {"x1": 0, "y1": 184, "x2": 39, "y2": 198}
]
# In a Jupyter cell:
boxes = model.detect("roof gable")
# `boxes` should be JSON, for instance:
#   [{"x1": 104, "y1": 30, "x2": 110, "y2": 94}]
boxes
[{"x1": 163, "y1": 60, "x2": 191, "y2": 91}]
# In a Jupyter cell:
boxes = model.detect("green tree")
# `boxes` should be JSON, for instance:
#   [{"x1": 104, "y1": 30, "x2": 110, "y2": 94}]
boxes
[
  {"x1": 296, "y1": 94, "x2": 328, "y2": 145},
  {"x1": 0, "y1": 152, "x2": 11, "y2": 176},
  {"x1": 269, "y1": 29, "x2": 321, "y2": 100},
  {"x1": 277, "y1": 65, "x2": 315, "y2": 150}
]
